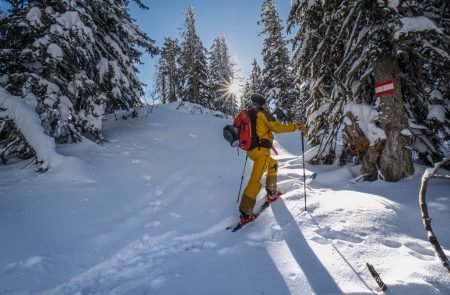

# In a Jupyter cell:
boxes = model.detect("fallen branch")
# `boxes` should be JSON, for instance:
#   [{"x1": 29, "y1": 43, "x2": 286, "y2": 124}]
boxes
[
  {"x1": 418, "y1": 158, "x2": 450, "y2": 275},
  {"x1": 366, "y1": 263, "x2": 387, "y2": 291}
]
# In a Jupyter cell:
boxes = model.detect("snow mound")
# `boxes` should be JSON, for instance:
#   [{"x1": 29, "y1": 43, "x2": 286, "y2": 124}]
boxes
[{"x1": 0, "y1": 87, "x2": 63, "y2": 170}]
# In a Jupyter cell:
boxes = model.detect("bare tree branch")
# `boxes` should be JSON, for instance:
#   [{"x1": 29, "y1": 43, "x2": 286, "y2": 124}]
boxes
[{"x1": 418, "y1": 158, "x2": 450, "y2": 275}]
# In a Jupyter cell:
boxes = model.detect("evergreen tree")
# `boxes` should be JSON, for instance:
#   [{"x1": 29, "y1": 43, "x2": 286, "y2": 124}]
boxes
[
  {"x1": 86, "y1": 0, "x2": 157, "y2": 114},
  {"x1": 155, "y1": 37, "x2": 181, "y2": 104},
  {"x1": 179, "y1": 6, "x2": 208, "y2": 106},
  {"x1": 0, "y1": 0, "x2": 98, "y2": 145},
  {"x1": 241, "y1": 59, "x2": 264, "y2": 108},
  {"x1": 0, "y1": 0, "x2": 157, "y2": 164},
  {"x1": 207, "y1": 34, "x2": 238, "y2": 115},
  {"x1": 288, "y1": 0, "x2": 449, "y2": 180},
  {"x1": 248, "y1": 59, "x2": 264, "y2": 95},
  {"x1": 259, "y1": 0, "x2": 298, "y2": 120}
]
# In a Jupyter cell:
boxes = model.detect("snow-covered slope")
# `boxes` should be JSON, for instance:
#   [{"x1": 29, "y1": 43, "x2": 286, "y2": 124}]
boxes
[{"x1": 0, "y1": 102, "x2": 449, "y2": 294}]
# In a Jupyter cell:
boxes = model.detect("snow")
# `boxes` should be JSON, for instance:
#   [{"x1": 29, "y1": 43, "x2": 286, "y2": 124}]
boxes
[
  {"x1": 394, "y1": 16, "x2": 442, "y2": 39},
  {"x1": 26, "y1": 7, "x2": 42, "y2": 26},
  {"x1": 295, "y1": 0, "x2": 317, "y2": 8},
  {"x1": 430, "y1": 90, "x2": 443, "y2": 101},
  {"x1": 427, "y1": 105, "x2": 446, "y2": 122},
  {"x1": 97, "y1": 57, "x2": 109, "y2": 81},
  {"x1": 47, "y1": 43, "x2": 64, "y2": 59},
  {"x1": 401, "y1": 128, "x2": 413, "y2": 137},
  {"x1": 344, "y1": 102, "x2": 386, "y2": 144},
  {"x1": 0, "y1": 102, "x2": 449, "y2": 294},
  {"x1": 387, "y1": 0, "x2": 400, "y2": 9},
  {"x1": 52, "y1": 11, "x2": 94, "y2": 40},
  {"x1": 307, "y1": 102, "x2": 330, "y2": 125},
  {"x1": 0, "y1": 87, "x2": 63, "y2": 170}
]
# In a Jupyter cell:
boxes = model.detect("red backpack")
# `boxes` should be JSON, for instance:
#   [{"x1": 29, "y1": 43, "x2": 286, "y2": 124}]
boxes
[
  {"x1": 223, "y1": 108, "x2": 273, "y2": 151},
  {"x1": 233, "y1": 108, "x2": 258, "y2": 151},
  {"x1": 223, "y1": 108, "x2": 258, "y2": 150}
]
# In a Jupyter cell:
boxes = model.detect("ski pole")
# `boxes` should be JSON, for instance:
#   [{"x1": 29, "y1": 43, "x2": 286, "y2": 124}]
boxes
[
  {"x1": 237, "y1": 155, "x2": 248, "y2": 203},
  {"x1": 301, "y1": 133, "x2": 307, "y2": 211}
]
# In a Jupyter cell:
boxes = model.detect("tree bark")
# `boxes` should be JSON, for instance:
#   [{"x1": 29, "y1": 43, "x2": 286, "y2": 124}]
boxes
[
  {"x1": 343, "y1": 112, "x2": 386, "y2": 180},
  {"x1": 373, "y1": 55, "x2": 414, "y2": 181}
]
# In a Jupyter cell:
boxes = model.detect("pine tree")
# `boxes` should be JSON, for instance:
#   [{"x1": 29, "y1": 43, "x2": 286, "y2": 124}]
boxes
[
  {"x1": 155, "y1": 37, "x2": 181, "y2": 104},
  {"x1": 241, "y1": 59, "x2": 264, "y2": 108},
  {"x1": 288, "y1": 0, "x2": 449, "y2": 180},
  {"x1": 86, "y1": 0, "x2": 158, "y2": 114},
  {"x1": 179, "y1": 6, "x2": 209, "y2": 106},
  {"x1": 248, "y1": 59, "x2": 264, "y2": 95},
  {"x1": 207, "y1": 34, "x2": 238, "y2": 115},
  {"x1": 0, "y1": 0, "x2": 157, "y2": 165},
  {"x1": 259, "y1": 0, "x2": 298, "y2": 120},
  {"x1": 1, "y1": 0, "x2": 98, "y2": 146}
]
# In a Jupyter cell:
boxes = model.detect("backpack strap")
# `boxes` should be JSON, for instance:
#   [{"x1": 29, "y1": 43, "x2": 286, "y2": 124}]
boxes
[{"x1": 248, "y1": 108, "x2": 272, "y2": 150}]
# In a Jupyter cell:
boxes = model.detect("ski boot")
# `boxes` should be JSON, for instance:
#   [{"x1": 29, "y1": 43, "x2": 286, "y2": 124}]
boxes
[
  {"x1": 266, "y1": 189, "x2": 282, "y2": 203},
  {"x1": 239, "y1": 212, "x2": 257, "y2": 225}
]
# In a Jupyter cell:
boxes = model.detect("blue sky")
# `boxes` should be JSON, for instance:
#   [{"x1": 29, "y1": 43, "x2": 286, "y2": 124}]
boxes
[{"x1": 130, "y1": 0, "x2": 292, "y2": 91}]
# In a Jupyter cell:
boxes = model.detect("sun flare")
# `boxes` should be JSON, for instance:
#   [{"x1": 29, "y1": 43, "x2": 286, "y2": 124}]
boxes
[{"x1": 227, "y1": 80, "x2": 241, "y2": 97}]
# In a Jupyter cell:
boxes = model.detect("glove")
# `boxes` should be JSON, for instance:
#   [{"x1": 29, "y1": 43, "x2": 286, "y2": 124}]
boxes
[{"x1": 298, "y1": 124, "x2": 307, "y2": 133}]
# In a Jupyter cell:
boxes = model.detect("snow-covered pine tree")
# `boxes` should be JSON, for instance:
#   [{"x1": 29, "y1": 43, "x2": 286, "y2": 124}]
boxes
[
  {"x1": 248, "y1": 59, "x2": 265, "y2": 96},
  {"x1": 0, "y1": 0, "x2": 98, "y2": 148},
  {"x1": 85, "y1": 0, "x2": 158, "y2": 114},
  {"x1": 0, "y1": 0, "x2": 157, "y2": 166},
  {"x1": 241, "y1": 59, "x2": 264, "y2": 108},
  {"x1": 288, "y1": 0, "x2": 449, "y2": 181},
  {"x1": 259, "y1": 0, "x2": 298, "y2": 120},
  {"x1": 179, "y1": 6, "x2": 208, "y2": 106},
  {"x1": 155, "y1": 37, "x2": 181, "y2": 104},
  {"x1": 207, "y1": 34, "x2": 238, "y2": 115}
]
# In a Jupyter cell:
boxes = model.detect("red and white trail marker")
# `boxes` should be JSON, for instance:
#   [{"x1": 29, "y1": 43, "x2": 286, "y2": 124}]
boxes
[{"x1": 375, "y1": 80, "x2": 395, "y2": 96}]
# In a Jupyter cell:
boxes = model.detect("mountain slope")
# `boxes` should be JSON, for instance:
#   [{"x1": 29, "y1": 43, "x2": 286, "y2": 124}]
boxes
[{"x1": 0, "y1": 102, "x2": 448, "y2": 294}]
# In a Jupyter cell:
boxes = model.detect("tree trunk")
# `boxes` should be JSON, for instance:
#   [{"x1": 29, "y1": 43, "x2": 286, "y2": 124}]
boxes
[
  {"x1": 343, "y1": 112, "x2": 385, "y2": 181},
  {"x1": 373, "y1": 55, "x2": 414, "y2": 181}
]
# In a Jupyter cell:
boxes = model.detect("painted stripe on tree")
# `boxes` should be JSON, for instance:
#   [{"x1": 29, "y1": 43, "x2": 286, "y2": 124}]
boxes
[{"x1": 375, "y1": 80, "x2": 394, "y2": 96}]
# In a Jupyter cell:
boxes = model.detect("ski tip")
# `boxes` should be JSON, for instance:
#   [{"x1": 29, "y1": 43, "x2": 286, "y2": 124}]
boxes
[{"x1": 231, "y1": 223, "x2": 243, "y2": 232}]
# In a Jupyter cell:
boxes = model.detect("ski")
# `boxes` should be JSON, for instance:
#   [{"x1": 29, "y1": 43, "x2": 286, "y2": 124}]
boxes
[
  {"x1": 226, "y1": 201, "x2": 270, "y2": 232},
  {"x1": 305, "y1": 172, "x2": 317, "y2": 184}
]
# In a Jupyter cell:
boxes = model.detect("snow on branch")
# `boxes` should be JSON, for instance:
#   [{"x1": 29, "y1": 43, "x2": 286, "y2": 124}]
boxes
[
  {"x1": 0, "y1": 87, "x2": 63, "y2": 170},
  {"x1": 394, "y1": 16, "x2": 442, "y2": 39},
  {"x1": 418, "y1": 158, "x2": 450, "y2": 275}
]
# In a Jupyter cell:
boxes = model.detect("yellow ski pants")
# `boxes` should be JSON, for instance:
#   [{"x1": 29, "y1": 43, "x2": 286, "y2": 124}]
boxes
[{"x1": 239, "y1": 147, "x2": 278, "y2": 215}]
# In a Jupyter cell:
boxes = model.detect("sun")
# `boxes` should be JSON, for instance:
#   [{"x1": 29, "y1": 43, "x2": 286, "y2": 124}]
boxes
[{"x1": 227, "y1": 80, "x2": 241, "y2": 97}]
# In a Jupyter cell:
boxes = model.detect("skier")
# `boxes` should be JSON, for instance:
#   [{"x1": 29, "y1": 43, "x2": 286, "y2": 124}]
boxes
[{"x1": 239, "y1": 93, "x2": 307, "y2": 225}]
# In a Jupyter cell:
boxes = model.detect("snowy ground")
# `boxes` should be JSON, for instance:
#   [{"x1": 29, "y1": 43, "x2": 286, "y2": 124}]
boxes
[{"x1": 0, "y1": 102, "x2": 449, "y2": 294}]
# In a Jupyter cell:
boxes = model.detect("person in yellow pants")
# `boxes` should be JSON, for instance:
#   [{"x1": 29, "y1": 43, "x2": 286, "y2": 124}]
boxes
[{"x1": 239, "y1": 94, "x2": 307, "y2": 224}]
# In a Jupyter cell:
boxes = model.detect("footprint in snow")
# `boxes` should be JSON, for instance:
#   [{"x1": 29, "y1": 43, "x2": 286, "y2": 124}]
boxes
[
  {"x1": 311, "y1": 236, "x2": 331, "y2": 245},
  {"x1": 381, "y1": 239, "x2": 402, "y2": 248},
  {"x1": 315, "y1": 228, "x2": 364, "y2": 244},
  {"x1": 404, "y1": 242, "x2": 435, "y2": 257}
]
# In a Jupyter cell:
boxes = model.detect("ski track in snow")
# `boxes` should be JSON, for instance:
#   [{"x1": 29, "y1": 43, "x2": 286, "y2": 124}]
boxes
[
  {"x1": 46, "y1": 224, "x2": 230, "y2": 294},
  {"x1": 43, "y1": 154, "x2": 431, "y2": 294},
  {"x1": 1, "y1": 104, "x2": 449, "y2": 294}
]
